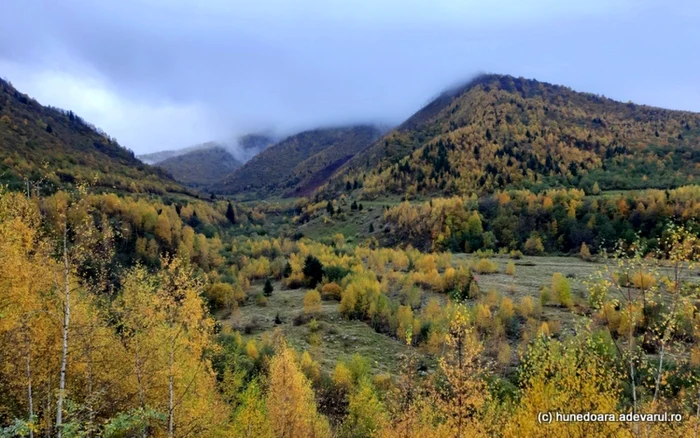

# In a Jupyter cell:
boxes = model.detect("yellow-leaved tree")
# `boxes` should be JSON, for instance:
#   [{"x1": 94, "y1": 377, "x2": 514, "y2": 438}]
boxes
[
  {"x1": 267, "y1": 341, "x2": 331, "y2": 438},
  {"x1": 503, "y1": 330, "x2": 624, "y2": 437},
  {"x1": 433, "y1": 305, "x2": 489, "y2": 437}
]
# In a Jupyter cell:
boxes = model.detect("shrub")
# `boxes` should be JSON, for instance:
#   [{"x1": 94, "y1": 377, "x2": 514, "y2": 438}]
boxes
[
  {"x1": 324, "y1": 265, "x2": 350, "y2": 282},
  {"x1": 509, "y1": 249, "x2": 523, "y2": 259},
  {"x1": 245, "y1": 340, "x2": 259, "y2": 360},
  {"x1": 588, "y1": 282, "x2": 607, "y2": 310},
  {"x1": 285, "y1": 271, "x2": 305, "y2": 289},
  {"x1": 321, "y1": 282, "x2": 343, "y2": 301},
  {"x1": 579, "y1": 242, "x2": 592, "y2": 261},
  {"x1": 505, "y1": 261, "x2": 516, "y2": 276},
  {"x1": 308, "y1": 318, "x2": 320, "y2": 332},
  {"x1": 473, "y1": 258, "x2": 498, "y2": 274},
  {"x1": 523, "y1": 234, "x2": 544, "y2": 255},
  {"x1": 540, "y1": 287, "x2": 552, "y2": 306},
  {"x1": 304, "y1": 290, "x2": 322, "y2": 314},
  {"x1": 475, "y1": 304, "x2": 492, "y2": 333},
  {"x1": 631, "y1": 271, "x2": 656, "y2": 290},
  {"x1": 468, "y1": 281, "x2": 480, "y2": 299},
  {"x1": 498, "y1": 297, "x2": 515, "y2": 322},
  {"x1": 255, "y1": 293, "x2": 268, "y2": 307},
  {"x1": 551, "y1": 273, "x2": 573, "y2": 308},
  {"x1": 333, "y1": 362, "x2": 353, "y2": 391},
  {"x1": 518, "y1": 296, "x2": 535, "y2": 318}
]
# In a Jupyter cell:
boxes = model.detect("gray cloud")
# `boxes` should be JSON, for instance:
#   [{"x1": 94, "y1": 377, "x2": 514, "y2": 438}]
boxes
[{"x1": 1, "y1": 0, "x2": 698, "y2": 154}]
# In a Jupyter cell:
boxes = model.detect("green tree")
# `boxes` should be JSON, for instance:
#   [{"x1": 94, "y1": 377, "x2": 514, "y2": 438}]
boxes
[
  {"x1": 263, "y1": 278, "x2": 274, "y2": 297},
  {"x1": 225, "y1": 202, "x2": 236, "y2": 224},
  {"x1": 303, "y1": 255, "x2": 324, "y2": 288}
]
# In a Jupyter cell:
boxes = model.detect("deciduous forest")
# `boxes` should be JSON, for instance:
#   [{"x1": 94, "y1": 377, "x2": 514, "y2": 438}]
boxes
[{"x1": 1, "y1": 73, "x2": 700, "y2": 437}]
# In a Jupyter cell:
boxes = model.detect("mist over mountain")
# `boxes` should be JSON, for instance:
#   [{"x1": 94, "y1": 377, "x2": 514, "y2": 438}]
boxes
[{"x1": 138, "y1": 133, "x2": 276, "y2": 165}]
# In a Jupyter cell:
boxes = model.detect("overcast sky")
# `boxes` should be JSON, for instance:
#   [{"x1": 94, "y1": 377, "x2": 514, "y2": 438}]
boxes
[{"x1": 1, "y1": 0, "x2": 698, "y2": 154}]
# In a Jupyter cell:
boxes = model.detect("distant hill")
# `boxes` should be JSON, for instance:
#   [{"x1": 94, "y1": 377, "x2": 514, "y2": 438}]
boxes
[
  {"x1": 0, "y1": 78, "x2": 185, "y2": 195},
  {"x1": 139, "y1": 134, "x2": 275, "y2": 165},
  {"x1": 156, "y1": 146, "x2": 243, "y2": 189},
  {"x1": 212, "y1": 125, "x2": 381, "y2": 199},
  {"x1": 329, "y1": 74, "x2": 700, "y2": 198}
]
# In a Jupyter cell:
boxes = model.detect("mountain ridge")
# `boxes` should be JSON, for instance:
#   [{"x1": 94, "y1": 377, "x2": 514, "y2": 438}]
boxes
[
  {"x1": 0, "y1": 77, "x2": 187, "y2": 195},
  {"x1": 326, "y1": 73, "x2": 700, "y2": 198},
  {"x1": 212, "y1": 125, "x2": 381, "y2": 199}
]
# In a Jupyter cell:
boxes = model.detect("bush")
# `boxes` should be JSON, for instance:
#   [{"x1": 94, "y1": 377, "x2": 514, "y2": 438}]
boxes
[
  {"x1": 473, "y1": 258, "x2": 499, "y2": 274},
  {"x1": 324, "y1": 265, "x2": 350, "y2": 282},
  {"x1": 540, "y1": 287, "x2": 552, "y2": 306},
  {"x1": 285, "y1": 271, "x2": 305, "y2": 289},
  {"x1": 509, "y1": 250, "x2": 523, "y2": 259},
  {"x1": 308, "y1": 318, "x2": 320, "y2": 332},
  {"x1": 631, "y1": 271, "x2": 656, "y2": 289},
  {"x1": 255, "y1": 293, "x2": 268, "y2": 307},
  {"x1": 304, "y1": 290, "x2": 322, "y2": 314},
  {"x1": 551, "y1": 273, "x2": 573, "y2": 308},
  {"x1": 523, "y1": 235, "x2": 544, "y2": 255},
  {"x1": 579, "y1": 242, "x2": 592, "y2": 261},
  {"x1": 505, "y1": 261, "x2": 516, "y2": 276},
  {"x1": 321, "y1": 282, "x2": 343, "y2": 301},
  {"x1": 518, "y1": 296, "x2": 535, "y2": 318}
]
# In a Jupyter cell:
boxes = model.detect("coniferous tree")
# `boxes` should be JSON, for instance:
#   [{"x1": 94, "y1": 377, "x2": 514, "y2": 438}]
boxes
[
  {"x1": 263, "y1": 278, "x2": 274, "y2": 297},
  {"x1": 225, "y1": 202, "x2": 236, "y2": 225},
  {"x1": 303, "y1": 255, "x2": 324, "y2": 288}
]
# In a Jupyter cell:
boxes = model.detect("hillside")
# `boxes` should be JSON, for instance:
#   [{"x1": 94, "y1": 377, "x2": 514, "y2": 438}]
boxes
[
  {"x1": 139, "y1": 134, "x2": 274, "y2": 165},
  {"x1": 155, "y1": 146, "x2": 243, "y2": 189},
  {"x1": 213, "y1": 125, "x2": 381, "y2": 199},
  {"x1": 330, "y1": 74, "x2": 700, "y2": 198},
  {"x1": 0, "y1": 78, "x2": 185, "y2": 195},
  {"x1": 234, "y1": 133, "x2": 275, "y2": 162}
]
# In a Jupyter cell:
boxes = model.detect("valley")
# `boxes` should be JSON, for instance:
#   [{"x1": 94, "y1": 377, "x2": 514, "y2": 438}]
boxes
[{"x1": 1, "y1": 73, "x2": 699, "y2": 437}]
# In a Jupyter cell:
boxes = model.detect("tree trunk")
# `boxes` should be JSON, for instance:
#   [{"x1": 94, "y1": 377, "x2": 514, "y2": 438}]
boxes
[
  {"x1": 135, "y1": 349, "x2": 147, "y2": 438},
  {"x1": 168, "y1": 344, "x2": 175, "y2": 438},
  {"x1": 25, "y1": 327, "x2": 34, "y2": 438},
  {"x1": 56, "y1": 229, "x2": 70, "y2": 438}
]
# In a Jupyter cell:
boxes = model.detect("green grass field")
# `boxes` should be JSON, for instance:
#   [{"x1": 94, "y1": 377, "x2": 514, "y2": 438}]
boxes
[
  {"x1": 218, "y1": 254, "x2": 699, "y2": 377},
  {"x1": 218, "y1": 281, "x2": 412, "y2": 375}
]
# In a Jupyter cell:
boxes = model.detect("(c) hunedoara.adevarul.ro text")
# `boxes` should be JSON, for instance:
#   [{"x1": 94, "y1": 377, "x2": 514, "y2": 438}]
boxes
[{"x1": 537, "y1": 412, "x2": 683, "y2": 424}]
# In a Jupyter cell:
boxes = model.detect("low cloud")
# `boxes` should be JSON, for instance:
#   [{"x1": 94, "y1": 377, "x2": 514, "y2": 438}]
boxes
[{"x1": 1, "y1": 0, "x2": 698, "y2": 154}]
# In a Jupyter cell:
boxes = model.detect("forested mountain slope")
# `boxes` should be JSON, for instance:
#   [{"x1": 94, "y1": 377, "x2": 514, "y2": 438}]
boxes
[
  {"x1": 155, "y1": 146, "x2": 242, "y2": 189},
  {"x1": 0, "y1": 78, "x2": 186, "y2": 195},
  {"x1": 330, "y1": 74, "x2": 700, "y2": 198},
  {"x1": 213, "y1": 125, "x2": 380, "y2": 199}
]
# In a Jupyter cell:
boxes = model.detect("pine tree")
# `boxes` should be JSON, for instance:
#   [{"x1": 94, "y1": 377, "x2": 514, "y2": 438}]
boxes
[
  {"x1": 303, "y1": 255, "x2": 324, "y2": 288},
  {"x1": 283, "y1": 262, "x2": 293, "y2": 278},
  {"x1": 263, "y1": 278, "x2": 274, "y2": 297},
  {"x1": 226, "y1": 202, "x2": 236, "y2": 224}
]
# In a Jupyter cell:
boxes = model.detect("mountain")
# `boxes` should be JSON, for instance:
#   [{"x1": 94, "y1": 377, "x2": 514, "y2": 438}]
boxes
[
  {"x1": 330, "y1": 74, "x2": 700, "y2": 198},
  {"x1": 234, "y1": 133, "x2": 275, "y2": 162},
  {"x1": 0, "y1": 78, "x2": 185, "y2": 195},
  {"x1": 139, "y1": 134, "x2": 275, "y2": 165},
  {"x1": 213, "y1": 125, "x2": 381, "y2": 198},
  {"x1": 156, "y1": 146, "x2": 243, "y2": 189},
  {"x1": 138, "y1": 141, "x2": 221, "y2": 165}
]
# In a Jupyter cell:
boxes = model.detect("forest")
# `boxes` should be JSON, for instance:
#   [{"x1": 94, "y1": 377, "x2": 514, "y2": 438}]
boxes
[
  {"x1": 1, "y1": 182, "x2": 699, "y2": 437},
  {"x1": 1, "y1": 72, "x2": 700, "y2": 437}
]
